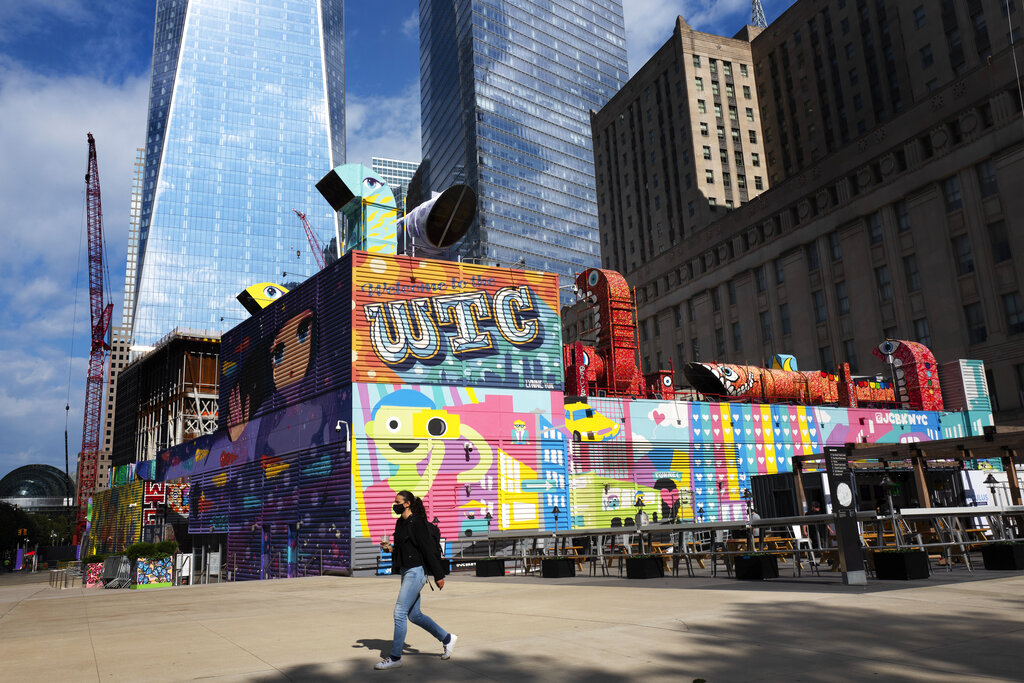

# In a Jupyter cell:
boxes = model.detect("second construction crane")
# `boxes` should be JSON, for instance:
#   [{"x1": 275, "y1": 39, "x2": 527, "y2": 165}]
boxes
[{"x1": 293, "y1": 209, "x2": 326, "y2": 271}]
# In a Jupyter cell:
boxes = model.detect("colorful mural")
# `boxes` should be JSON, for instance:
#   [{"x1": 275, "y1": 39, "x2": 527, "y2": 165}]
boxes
[
  {"x1": 134, "y1": 557, "x2": 173, "y2": 587},
  {"x1": 316, "y1": 163, "x2": 397, "y2": 255},
  {"x1": 351, "y1": 251, "x2": 563, "y2": 390},
  {"x1": 352, "y1": 383, "x2": 567, "y2": 541},
  {"x1": 873, "y1": 339, "x2": 944, "y2": 411}
]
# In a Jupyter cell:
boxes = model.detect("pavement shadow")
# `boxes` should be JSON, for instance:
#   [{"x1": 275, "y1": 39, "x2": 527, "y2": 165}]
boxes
[{"x1": 351, "y1": 637, "x2": 421, "y2": 659}]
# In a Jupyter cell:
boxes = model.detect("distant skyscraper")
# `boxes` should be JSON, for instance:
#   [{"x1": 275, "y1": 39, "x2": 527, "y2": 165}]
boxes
[
  {"x1": 372, "y1": 156, "x2": 419, "y2": 213},
  {"x1": 131, "y1": 0, "x2": 345, "y2": 345},
  {"x1": 418, "y1": 0, "x2": 627, "y2": 293}
]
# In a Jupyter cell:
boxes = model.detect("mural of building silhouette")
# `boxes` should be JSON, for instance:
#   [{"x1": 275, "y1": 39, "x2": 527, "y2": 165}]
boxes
[
  {"x1": 130, "y1": 0, "x2": 345, "y2": 346},
  {"x1": 417, "y1": 0, "x2": 628, "y2": 293},
  {"x1": 595, "y1": 4, "x2": 1024, "y2": 422}
]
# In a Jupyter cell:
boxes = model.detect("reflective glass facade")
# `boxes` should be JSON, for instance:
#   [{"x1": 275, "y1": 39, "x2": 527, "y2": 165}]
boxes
[
  {"x1": 419, "y1": 0, "x2": 627, "y2": 296},
  {"x1": 133, "y1": 0, "x2": 345, "y2": 345}
]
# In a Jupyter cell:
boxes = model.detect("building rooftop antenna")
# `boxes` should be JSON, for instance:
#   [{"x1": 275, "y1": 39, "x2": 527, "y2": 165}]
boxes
[{"x1": 751, "y1": 0, "x2": 768, "y2": 28}]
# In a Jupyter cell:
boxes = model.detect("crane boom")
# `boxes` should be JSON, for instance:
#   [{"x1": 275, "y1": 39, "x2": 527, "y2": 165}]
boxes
[
  {"x1": 293, "y1": 209, "x2": 326, "y2": 270},
  {"x1": 76, "y1": 133, "x2": 113, "y2": 541}
]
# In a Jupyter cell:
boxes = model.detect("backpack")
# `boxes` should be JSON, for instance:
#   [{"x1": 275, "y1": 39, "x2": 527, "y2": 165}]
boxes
[{"x1": 419, "y1": 516, "x2": 448, "y2": 577}]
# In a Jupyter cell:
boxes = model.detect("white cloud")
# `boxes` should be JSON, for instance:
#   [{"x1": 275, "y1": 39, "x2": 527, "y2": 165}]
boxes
[
  {"x1": 345, "y1": 80, "x2": 422, "y2": 168},
  {"x1": 0, "y1": 61, "x2": 147, "y2": 478},
  {"x1": 401, "y1": 12, "x2": 419, "y2": 40},
  {"x1": 624, "y1": 0, "x2": 753, "y2": 75}
]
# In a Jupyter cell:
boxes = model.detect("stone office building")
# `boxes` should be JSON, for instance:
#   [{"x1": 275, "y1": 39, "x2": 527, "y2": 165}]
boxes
[{"x1": 592, "y1": 2, "x2": 1024, "y2": 421}]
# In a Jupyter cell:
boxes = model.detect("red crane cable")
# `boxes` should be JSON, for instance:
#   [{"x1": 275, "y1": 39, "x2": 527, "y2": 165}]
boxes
[
  {"x1": 293, "y1": 209, "x2": 326, "y2": 271},
  {"x1": 75, "y1": 133, "x2": 113, "y2": 542}
]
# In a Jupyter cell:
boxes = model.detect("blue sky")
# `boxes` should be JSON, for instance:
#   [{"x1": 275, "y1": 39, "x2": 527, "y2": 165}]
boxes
[{"x1": 0, "y1": 0, "x2": 794, "y2": 482}]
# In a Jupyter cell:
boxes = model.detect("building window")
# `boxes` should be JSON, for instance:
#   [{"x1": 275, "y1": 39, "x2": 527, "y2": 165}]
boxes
[
  {"x1": 722, "y1": 171, "x2": 731, "y2": 186},
  {"x1": 712, "y1": 81, "x2": 720, "y2": 96},
  {"x1": 693, "y1": 54, "x2": 701, "y2": 68},
  {"x1": 896, "y1": 200, "x2": 911, "y2": 232},
  {"x1": 726, "y1": 83, "x2": 735, "y2": 98},
  {"x1": 1005, "y1": 293, "x2": 1024, "y2": 335},
  {"x1": 760, "y1": 311, "x2": 773, "y2": 342},
  {"x1": 775, "y1": 259, "x2": 785, "y2": 284},
  {"x1": 697, "y1": 99, "x2": 707, "y2": 114},
  {"x1": 732, "y1": 321, "x2": 743, "y2": 351},
  {"x1": 835, "y1": 281, "x2": 850, "y2": 315},
  {"x1": 849, "y1": 67, "x2": 858, "y2": 85},
  {"x1": 705, "y1": 169, "x2": 714, "y2": 183},
  {"x1": 843, "y1": 339, "x2": 859, "y2": 373},
  {"x1": 740, "y1": 63, "x2": 748, "y2": 77},
  {"x1": 717, "y1": 125, "x2": 725, "y2": 138},
  {"x1": 976, "y1": 159, "x2": 998, "y2": 197},
  {"x1": 965, "y1": 302, "x2": 987, "y2": 344},
  {"x1": 904, "y1": 255, "x2": 921, "y2": 292},
  {"x1": 700, "y1": 122, "x2": 709, "y2": 136},
  {"x1": 806, "y1": 242, "x2": 820, "y2": 271},
  {"x1": 875, "y1": 265, "x2": 893, "y2": 302},
  {"x1": 710, "y1": 287, "x2": 721, "y2": 311},
  {"x1": 914, "y1": 318, "x2": 931, "y2": 346},
  {"x1": 920, "y1": 45, "x2": 934, "y2": 68},
  {"x1": 812, "y1": 290, "x2": 827, "y2": 323},
  {"x1": 829, "y1": 232, "x2": 842, "y2": 261},
  {"x1": 696, "y1": 76, "x2": 703, "y2": 91},
  {"x1": 729, "y1": 105, "x2": 738, "y2": 121},
  {"x1": 914, "y1": 5, "x2": 926, "y2": 29},
  {"x1": 703, "y1": 145, "x2": 712, "y2": 159},
  {"x1": 752, "y1": 152, "x2": 761, "y2": 167},
  {"x1": 748, "y1": 130, "x2": 757, "y2": 143},
  {"x1": 755, "y1": 266, "x2": 766, "y2": 292},
  {"x1": 709, "y1": 58, "x2": 718, "y2": 73},
  {"x1": 727, "y1": 280, "x2": 737, "y2": 305},
  {"x1": 754, "y1": 176, "x2": 764, "y2": 190},
  {"x1": 716, "y1": 328, "x2": 726, "y2": 355},
  {"x1": 714, "y1": 103, "x2": 722, "y2": 118},
  {"x1": 780, "y1": 303, "x2": 792, "y2": 335},
  {"x1": 745, "y1": 107, "x2": 754, "y2": 121},
  {"x1": 743, "y1": 84, "x2": 751, "y2": 99},
  {"x1": 952, "y1": 234, "x2": 975, "y2": 275},
  {"x1": 640, "y1": 319, "x2": 649, "y2": 341},
  {"x1": 819, "y1": 345, "x2": 834, "y2": 369},
  {"x1": 867, "y1": 212, "x2": 883, "y2": 244},
  {"x1": 731, "y1": 128, "x2": 740, "y2": 142},
  {"x1": 942, "y1": 176, "x2": 963, "y2": 211},
  {"x1": 723, "y1": 62, "x2": 732, "y2": 77},
  {"x1": 989, "y1": 220, "x2": 1012, "y2": 263},
  {"x1": 737, "y1": 174, "x2": 747, "y2": 189}
]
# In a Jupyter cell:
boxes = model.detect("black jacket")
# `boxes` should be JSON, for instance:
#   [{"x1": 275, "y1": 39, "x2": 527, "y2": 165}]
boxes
[{"x1": 391, "y1": 515, "x2": 445, "y2": 581}]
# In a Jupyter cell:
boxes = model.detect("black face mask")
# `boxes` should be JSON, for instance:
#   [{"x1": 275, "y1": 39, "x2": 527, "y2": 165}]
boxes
[{"x1": 393, "y1": 503, "x2": 406, "y2": 515}]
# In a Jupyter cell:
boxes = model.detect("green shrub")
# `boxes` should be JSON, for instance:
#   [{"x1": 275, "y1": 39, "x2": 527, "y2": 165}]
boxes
[
  {"x1": 126, "y1": 542, "x2": 157, "y2": 563},
  {"x1": 84, "y1": 553, "x2": 106, "y2": 564},
  {"x1": 155, "y1": 540, "x2": 179, "y2": 556}
]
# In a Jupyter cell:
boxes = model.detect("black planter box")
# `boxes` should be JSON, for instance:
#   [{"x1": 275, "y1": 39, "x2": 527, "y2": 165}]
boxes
[
  {"x1": 872, "y1": 550, "x2": 929, "y2": 580},
  {"x1": 734, "y1": 554, "x2": 779, "y2": 580},
  {"x1": 626, "y1": 556, "x2": 665, "y2": 579},
  {"x1": 475, "y1": 559, "x2": 506, "y2": 577},
  {"x1": 541, "y1": 558, "x2": 575, "y2": 578},
  {"x1": 981, "y1": 544, "x2": 1024, "y2": 571}
]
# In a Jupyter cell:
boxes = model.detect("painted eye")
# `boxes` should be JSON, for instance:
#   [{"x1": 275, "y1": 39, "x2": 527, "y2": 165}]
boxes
[
  {"x1": 363, "y1": 176, "x2": 383, "y2": 190},
  {"x1": 582, "y1": 353, "x2": 590, "y2": 366},
  {"x1": 272, "y1": 342, "x2": 285, "y2": 366},
  {"x1": 426, "y1": 417, "x2": 447, "y2": 437},
  {"x1": 588, "y1": 271, "x2": 600, "y2": 287},
  {"x1": 263, "y1": 286, "x2": 281, "y2": 299},
  {"x1": 720, "y1": 367, "x2": 738, "y2": 381},
  {"x1": 386, "y1": 417, "x2": 401, "y2": 433},
  {"x1": 662, "y1": 375, "x2": 673, "y2": 387},
  {"x1": 296, "y1": 317, "x2": 311, "y2": 344}
]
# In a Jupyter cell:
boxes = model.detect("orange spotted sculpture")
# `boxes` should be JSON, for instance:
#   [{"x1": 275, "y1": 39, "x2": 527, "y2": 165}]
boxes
[
  {"x1": 872, "y1": 339, "x2": 943, "y2": 411},
  {"x1": 564, "y1": 268, "x2": 644, "y2": 397}
]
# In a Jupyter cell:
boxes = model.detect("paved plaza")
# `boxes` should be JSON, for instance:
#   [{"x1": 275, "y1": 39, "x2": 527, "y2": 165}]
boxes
[{"x1": 1, "y1": 569, "x2": 1021, "y2": 681}]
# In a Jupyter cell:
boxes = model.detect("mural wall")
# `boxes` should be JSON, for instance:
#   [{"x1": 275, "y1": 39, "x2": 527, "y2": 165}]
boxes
[{"x1": 85, "y1": 481, "x2": 191, "y2": 557}]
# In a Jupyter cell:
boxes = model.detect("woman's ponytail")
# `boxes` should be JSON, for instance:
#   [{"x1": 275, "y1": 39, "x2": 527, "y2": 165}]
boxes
[{"x1": 398, "y1": 490, "x2": 427, "y2": 517}]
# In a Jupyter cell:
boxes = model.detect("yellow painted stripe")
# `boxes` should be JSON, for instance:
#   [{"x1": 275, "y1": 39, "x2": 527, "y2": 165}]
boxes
[{"x1": 351, "y1": 439, "x2": 370, "y2": 537}]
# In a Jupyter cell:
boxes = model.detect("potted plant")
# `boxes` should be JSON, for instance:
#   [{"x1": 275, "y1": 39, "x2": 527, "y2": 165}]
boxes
[
  {"x1": 872, "y1": 549, "x2": 929, "y2": 580},
  {"x1": 128, "y1": 541, "x2": 178, "y2": 589},
  {"x1": 981, "y1": 542, "x2": 1024, "y2": 571},
  {"x1": 83, "y1": 553, "x2": 106, "y2": 588},
  {"x1": 625, "y1": 555, "x2": 665, "y2": 579},
  {"x1": 475, "y1": 558, "x2": 506, "y2": 577},
  {"x1": 541, "y1": 556, "x2": 575, "y2": 578},
  {"x1": 734, "y1": 553, "x2": 779, "y2": 580}
]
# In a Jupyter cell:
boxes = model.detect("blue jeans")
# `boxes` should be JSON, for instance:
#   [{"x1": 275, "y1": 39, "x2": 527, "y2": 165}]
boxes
[{"x1": 390, "y1": 565, "x2": 448, "y2": 658}]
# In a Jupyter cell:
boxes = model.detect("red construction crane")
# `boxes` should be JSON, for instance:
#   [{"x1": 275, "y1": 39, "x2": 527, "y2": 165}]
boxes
[
  {"x1": 293, "y1": 209, "x2": 326, "y2": 271},
  {"x1": 75, "y1": 133, "x2": 113, "y2": 541}
]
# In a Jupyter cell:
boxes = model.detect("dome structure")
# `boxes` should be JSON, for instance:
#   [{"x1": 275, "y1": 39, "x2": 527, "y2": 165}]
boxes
[{"x1": 0, "y1": 464, "x2": 73, "y2": 501}]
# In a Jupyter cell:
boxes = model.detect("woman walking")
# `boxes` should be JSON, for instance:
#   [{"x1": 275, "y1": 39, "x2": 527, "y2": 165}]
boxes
[{"x1": 375, "y1": 490, "x2": 457, "y2": 670}]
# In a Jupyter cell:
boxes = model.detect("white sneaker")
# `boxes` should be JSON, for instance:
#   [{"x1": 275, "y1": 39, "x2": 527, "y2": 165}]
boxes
[
  {"x1": 441, "y1": 633, "x2": 458, "y2": 660},
  {"x1": 374, "y1": 657, "x2": 403, "y2": 670}
]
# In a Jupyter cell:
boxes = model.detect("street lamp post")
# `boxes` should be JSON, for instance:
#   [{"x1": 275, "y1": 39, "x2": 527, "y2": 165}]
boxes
[{"x1": 881, "y1": 473, "x2": 901, "y2": 549}]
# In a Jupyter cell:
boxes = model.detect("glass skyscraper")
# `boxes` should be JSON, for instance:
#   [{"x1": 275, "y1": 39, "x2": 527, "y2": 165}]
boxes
[
  {"x1": 371, "y1": 156, "x2": 420, "y2": 213},
  {"x1": 131, "y1": 0, "x2": 345, "y2": 346},
  {"x1": 418, "y1": 0, "x2": 627, "y2": 295}
]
